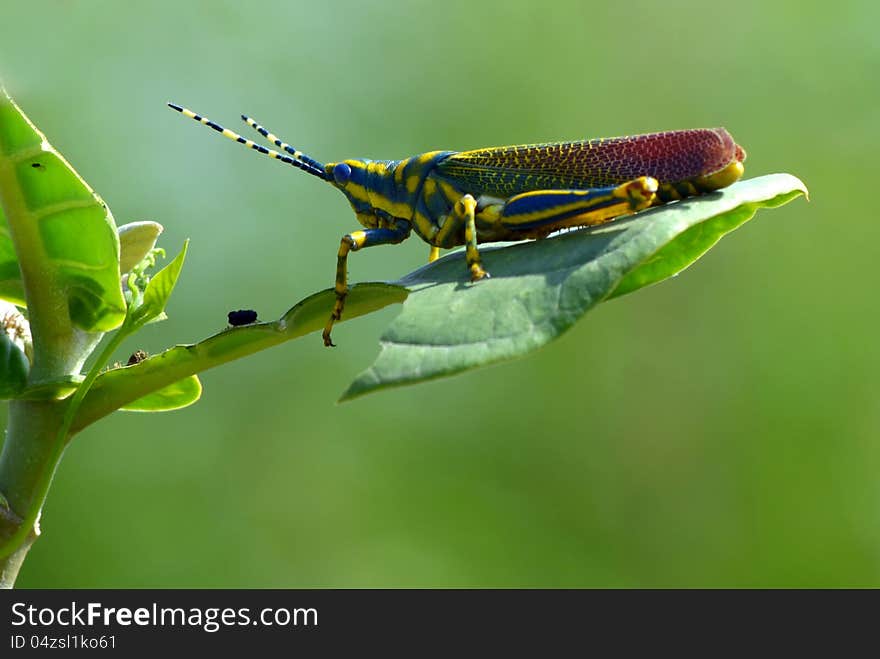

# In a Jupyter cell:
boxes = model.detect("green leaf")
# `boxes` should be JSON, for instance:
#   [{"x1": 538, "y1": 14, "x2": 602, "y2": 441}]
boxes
[
  {"x1": 120, "y1": 375, "x2": 202, "y2": 412},
  {"x1": 52, "y1": 241, "x2": 190, "y2": 418},
  {"x1": 71, "y1": 282, "x2": 406, "y2": 430},
  {"x1": 0, "y1": 330, "x2": 29, "y2": 397},
  {"x1": 608, "y1": 183, "x2": 805, "y2": 299},
  {"x1": 341, "y1": 174, "x2": 808, "y2": 401},
  {"x1": 17, "y1": 375, "x2": 81, "y2": 400},
  {"x1": 127, "y1": 240, "x2": 187, "y2": 329},
  {"x1": 0, "y1": 89, "x2": 126, "y2": 332},
  {"x1": 0, "y1": 219, "x2": 24, "y2": 306},
  {"x1": 118, "y1": 221, "x2": 163, "y2": 275}
]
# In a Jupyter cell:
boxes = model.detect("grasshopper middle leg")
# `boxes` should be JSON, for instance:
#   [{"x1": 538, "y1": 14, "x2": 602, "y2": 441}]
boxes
[{"x1": 433, "y1": 194, "x2": 489, "y2": 281}]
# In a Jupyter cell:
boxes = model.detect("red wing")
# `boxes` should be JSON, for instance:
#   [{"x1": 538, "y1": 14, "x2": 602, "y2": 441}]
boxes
[{"x1": 437, "y1": 128, "x2": 745, "y2": 197}]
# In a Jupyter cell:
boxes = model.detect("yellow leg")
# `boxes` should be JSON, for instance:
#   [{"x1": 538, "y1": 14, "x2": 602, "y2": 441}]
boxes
[
  {"x1": 693, "y1": 160, "x2": 745, "y2": 192},
  {"x1": 321, "y1": 224, "x2": 411, "y2": 347},
  {"x1": 498, "y1": 177, "x2": 659, "y2": 234},
  {"x1": 323, "y1": 232, "x2": 365, "y2": 347},
  {"x1": 433, "y1": 194, "x2": 488, "y2": 281},
  {"x1": 614, "y1": 176, "x2": 658, "y2": 213},
  {"x1": 428, "y1": 246, "x2": 440, "y2": 263},
  {"x1": 462, "y1": 196, "x2": 488, "y2": 281}
]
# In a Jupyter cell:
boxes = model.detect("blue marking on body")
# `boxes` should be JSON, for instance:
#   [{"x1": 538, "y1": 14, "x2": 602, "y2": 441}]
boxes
[{"x1": 367, "y1": 159, "x2": 405, "y2": 205}]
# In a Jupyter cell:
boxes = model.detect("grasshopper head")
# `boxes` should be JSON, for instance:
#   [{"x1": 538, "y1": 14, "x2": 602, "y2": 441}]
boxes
[{"x1": 325, "y1": 159, "x2": 380, "y2": 228}]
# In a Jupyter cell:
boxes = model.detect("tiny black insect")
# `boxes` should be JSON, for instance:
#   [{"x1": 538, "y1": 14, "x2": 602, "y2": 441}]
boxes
[
  {"x1": 127, "y1": 349, "x2": 148, "y2": 365},
  {"x1": 228, "y1": 309, "x2": 258, "y2": 326}
]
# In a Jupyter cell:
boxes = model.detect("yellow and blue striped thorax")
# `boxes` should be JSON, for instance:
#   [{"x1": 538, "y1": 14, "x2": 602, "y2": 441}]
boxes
[{"x1": 325, "y1": 151, "x2": 454, "y2": 232}]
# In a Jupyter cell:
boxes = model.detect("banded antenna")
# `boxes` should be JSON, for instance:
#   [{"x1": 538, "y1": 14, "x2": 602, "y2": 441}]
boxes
[{"x1": 167, "y1": 103, "x2": 328, "y2": 180}]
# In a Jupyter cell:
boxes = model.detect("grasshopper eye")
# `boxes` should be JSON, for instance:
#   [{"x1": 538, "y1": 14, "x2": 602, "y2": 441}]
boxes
[{"x1": 333, "y1": 163, "x2": 352, "y2": 185}]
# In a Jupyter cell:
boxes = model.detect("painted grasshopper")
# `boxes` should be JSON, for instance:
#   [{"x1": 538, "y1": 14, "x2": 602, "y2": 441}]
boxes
[{"x1": 168, "y1": 104, "x2": 746, "y2": 346}]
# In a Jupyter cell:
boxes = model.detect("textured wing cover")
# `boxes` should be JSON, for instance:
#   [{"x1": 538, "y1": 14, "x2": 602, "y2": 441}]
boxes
[{"x1": 437, "y1": 128, "x2": 745, "y2": 197}]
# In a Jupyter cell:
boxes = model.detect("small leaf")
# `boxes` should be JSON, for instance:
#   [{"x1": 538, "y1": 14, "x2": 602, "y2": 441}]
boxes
[
  {"x1": 341, "y1": 174, "x2": 808, "y2": 400},
  {"x1": 0, "y1": 89, "x2": 126, "y2": 332},
  {"x1": 121, "y1": 374, "x2": 201, "y2": 412},
  {"x1": 0, "y1": 329, "x2": 28, "y2": 397},
  {"x1": 118, "y1": 221, "x2": 163, "y2": 275},
  {"x1": 128, "y1": 240, "x2": 187, "y2": 328},
  {"x1": 0, "y1": 221, "x2": 24, "y2": 306},
  {"x1": 17, "y1": 375, "x2": 81, "y2": 400}
]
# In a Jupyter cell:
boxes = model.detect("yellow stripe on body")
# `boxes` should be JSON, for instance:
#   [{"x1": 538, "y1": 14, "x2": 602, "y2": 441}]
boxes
[
  {"x1": 436, "y1": 179, "x2": 460, "y2": 204},
  {"x1": 565, "y1": 202, "x2": 633, "y2": 227},
  {"x1": 382, "y1": 198, "x2": 414, "y2": 220},
  {"x1": 415, "y1": 151, "x2": 446, "y2": 165},
  {"x1": 365, "y1": 162, "x2": 415, "y2": 219},
  {"x1": 360, "y1": 189, "x2": 412, "y2": 220},
  {"x1": 412, "y1": 209, "x2": 438, "y2": 241},
  {"x1": 344, "y1": 181, "x2": 371, "y2": 204}
]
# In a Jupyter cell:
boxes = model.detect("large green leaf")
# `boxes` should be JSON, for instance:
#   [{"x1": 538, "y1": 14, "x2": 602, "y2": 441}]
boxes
[
  {"x1": 341, "y1": 174, "x2": 808, "y2": 400},
  {"x1": 0, "y1": 90, "x2": 125, "y2": 334}
]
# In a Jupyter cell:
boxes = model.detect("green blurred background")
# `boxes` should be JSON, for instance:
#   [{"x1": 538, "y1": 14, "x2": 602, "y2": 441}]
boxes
[{"x1": 1, "y1": 0, "x2": 877, "y2": 587}]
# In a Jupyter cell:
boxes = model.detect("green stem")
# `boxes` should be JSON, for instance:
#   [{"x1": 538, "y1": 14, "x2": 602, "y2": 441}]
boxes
[
  {"x1": 0, "y1": 534, "x2": 36, "y2": 589},
  {"x1": 0, "y1": 399, "x2": 66, "y2": 585},
  {"x1": 0, "y1": 329, "x2": 126, "y2": 586}
]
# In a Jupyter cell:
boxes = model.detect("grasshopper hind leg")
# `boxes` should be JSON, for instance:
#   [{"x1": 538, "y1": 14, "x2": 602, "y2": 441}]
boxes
[
  {"x1": 430, "y1": 178, "x2": 657, "y2": 289},
  {"x1": 496, "y1": 176, "x2": 659, "y2": 236}
]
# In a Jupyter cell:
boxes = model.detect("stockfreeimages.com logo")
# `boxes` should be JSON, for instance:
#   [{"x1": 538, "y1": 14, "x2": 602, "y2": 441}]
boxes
[{"x1": 11, "y1": 602, "x2": 317, "y2": 633}]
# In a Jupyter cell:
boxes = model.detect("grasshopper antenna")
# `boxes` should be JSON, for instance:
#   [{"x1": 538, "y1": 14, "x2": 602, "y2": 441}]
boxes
[
  {"x1": 240, "y1": 114, "x2": 326, "y2": 174},
  {"x1": 167, "y1": 102, "x2": 328, "y2": 180}
]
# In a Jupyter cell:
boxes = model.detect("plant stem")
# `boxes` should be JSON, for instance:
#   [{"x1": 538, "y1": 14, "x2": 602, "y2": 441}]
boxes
[
  {"x1": 0, "y1": 318, "x2": 130, "y2": 586},
  {"x1": 0, "y1": 526, "x2": 36, "y2": 589},
  {"x1": 0, "y1": 399, "x2": 66, "y2": 587}
]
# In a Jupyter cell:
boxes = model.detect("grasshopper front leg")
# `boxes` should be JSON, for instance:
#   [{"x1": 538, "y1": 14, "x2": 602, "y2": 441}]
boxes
[{"x1": 323, "y1": 222, "x2": 411, "y2": 347}]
